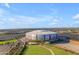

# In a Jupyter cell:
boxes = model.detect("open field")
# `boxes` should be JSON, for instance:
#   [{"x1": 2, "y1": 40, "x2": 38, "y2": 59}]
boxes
[
  {"x1": 0, "y1": 39, "x2": 17, "y2": 45},
  {"x1": 20, "y1": 44, "x2": 75, "y2": 55},
  {"x1": 21, "y1": 45, "x2": 51, "y2": 55},
  {"x1": 44, "y1": 44, "x2": 75, "y2": 55}
]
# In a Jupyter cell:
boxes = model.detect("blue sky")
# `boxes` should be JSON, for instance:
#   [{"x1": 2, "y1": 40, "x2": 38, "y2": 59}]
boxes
[{"x1": 0, "y1": 3, "x2": 79, "y2": 29}]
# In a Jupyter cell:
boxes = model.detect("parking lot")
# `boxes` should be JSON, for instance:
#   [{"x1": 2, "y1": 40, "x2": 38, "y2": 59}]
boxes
[{"x1": 0, "y1": 43, "x2": 14, "y2": 54}]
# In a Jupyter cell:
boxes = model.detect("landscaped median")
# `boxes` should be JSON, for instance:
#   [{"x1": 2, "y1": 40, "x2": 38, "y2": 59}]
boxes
[{"x1": 0, "y1": 39, "x2": 17, "y2": 45}]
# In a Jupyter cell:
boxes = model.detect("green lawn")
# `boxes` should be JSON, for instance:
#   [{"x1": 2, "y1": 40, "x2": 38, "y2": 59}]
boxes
[
  {"x1": 20, "y1": 44, "x2": 76, "y2": 55},
  {"x1": 0, "y1": 39, "x2": 17, "y2": 45},
  {"x1": 44, "y1": 44, "x2": 75, "y2": 55},
  {"x1": 21, "y1": 45, "x2": 51, "y2": 55}
]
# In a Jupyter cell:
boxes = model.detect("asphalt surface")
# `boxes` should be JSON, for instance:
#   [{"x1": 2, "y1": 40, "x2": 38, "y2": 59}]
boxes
[
  {"x1": 0, "y1": 34, "x2": 25, "y2": 40},
  {"x1": 0, "y1": 43, "x2": 14, "y2": 54}
]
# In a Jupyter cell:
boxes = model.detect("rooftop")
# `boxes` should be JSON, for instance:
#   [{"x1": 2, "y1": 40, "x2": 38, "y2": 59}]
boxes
[{"x1": 26, "y1": 30, "x2": 58, "y2": 35}]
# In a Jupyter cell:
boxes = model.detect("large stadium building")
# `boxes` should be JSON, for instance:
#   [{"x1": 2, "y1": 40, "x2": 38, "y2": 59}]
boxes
[{"x1": 26, "y1": 30, "x2": 70, "y2": 43}]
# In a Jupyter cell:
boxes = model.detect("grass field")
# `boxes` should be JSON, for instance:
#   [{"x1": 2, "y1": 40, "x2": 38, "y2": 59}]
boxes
[
  {"x1": 20, "y1": 44, "x2": 75, "y2": 55},
  {"x1": 21, "y1": 45, "x2": 51, "y2": 55},
  {"x1": 0, "y1": 39, "x2": 17, "y2": 45},
  {"x1": 45, "y1": 44, "x2": 75, "y2": 55}
]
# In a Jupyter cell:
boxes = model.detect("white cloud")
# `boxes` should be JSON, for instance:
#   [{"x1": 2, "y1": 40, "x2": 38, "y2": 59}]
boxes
[
  {"x1": 8, "y1": 15, "x2": 62, "y2": 28},
  {"x1": 0, "y1": 21, "x2": 4, "y2": 24},
  {"x1": 15, "y1": 21, "x2": 22, "y2": 24},
  {"x1": 0, "y1": 9, "x2": 6, "y2": 16},
  {"x1": 74, "y1": 21, "x2": 79, "y2": 24},
  {"x1": 50, "y1": 22, "x2": 58, "y2": 25},
  {"x1": 9, "y1": 16, "x2": 41, "y2": 24},
  {"x1": 0, "y1": 7, "x2": 63, "y2": 28},
  {"x1": 73, "y1": 14, "x2": 79, "y2": 20},
  {"x1": 4, "y1": 3, "x2": 10, "y2": 8},
  {"x1": 53, "y1": 19, "x2": 59, "y2": 22},
  {"x1": 45, "y1": 18, "x2": 61, "y2": 28},
  {"x1": 73, "y1": 14, "x2": 79, "y2": 24}
]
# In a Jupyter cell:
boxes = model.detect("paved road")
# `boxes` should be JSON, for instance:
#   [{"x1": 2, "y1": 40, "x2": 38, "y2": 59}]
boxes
[{"x1": 0, "y1": 43, "x2": 14, "y2": 54}]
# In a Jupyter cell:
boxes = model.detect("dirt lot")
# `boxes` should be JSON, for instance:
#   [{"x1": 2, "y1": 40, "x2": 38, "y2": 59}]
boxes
[
  {"x1": 54, "y1": 39, "x2": 79, "y2": 54},
  {"x1": 70, "y1": 40, "x2": 79, "y2": 45}
]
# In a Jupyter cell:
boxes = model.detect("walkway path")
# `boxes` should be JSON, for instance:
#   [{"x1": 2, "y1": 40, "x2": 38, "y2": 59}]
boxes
[{"x1": 39, "y1": 45, "x2": 55, "y2": 55}]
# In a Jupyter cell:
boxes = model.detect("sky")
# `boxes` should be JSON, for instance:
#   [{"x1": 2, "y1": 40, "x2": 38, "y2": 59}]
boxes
[{"x1": 0, "y1": 3, "x2": 79, "y2": 29}]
